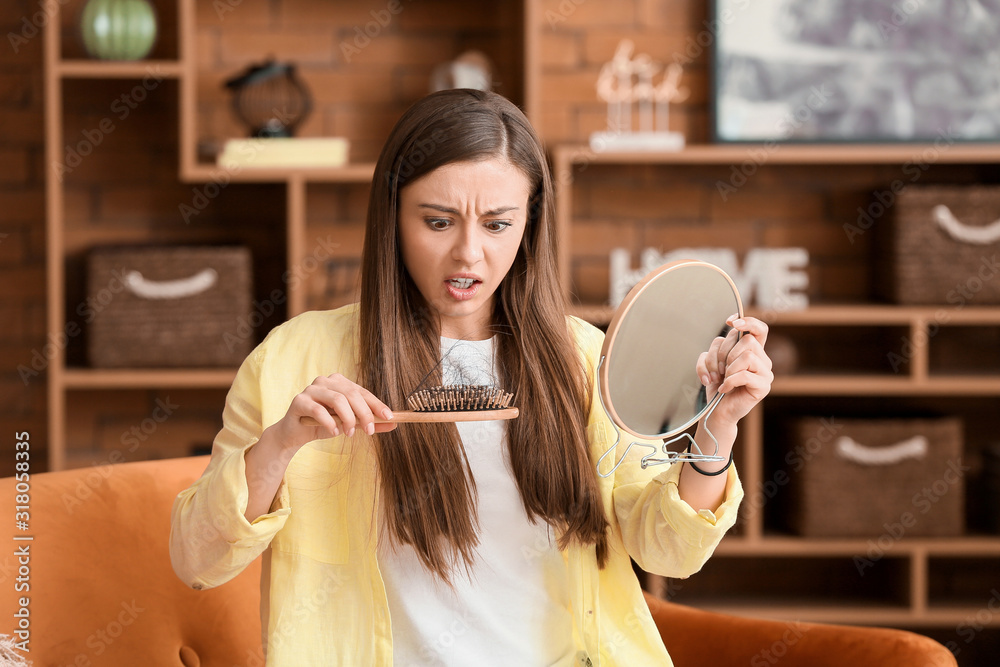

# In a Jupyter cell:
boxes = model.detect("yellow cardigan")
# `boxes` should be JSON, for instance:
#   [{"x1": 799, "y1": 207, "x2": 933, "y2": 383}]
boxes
[{"x1": 169, "y1": 304, "x2": 743, "y2": 666}]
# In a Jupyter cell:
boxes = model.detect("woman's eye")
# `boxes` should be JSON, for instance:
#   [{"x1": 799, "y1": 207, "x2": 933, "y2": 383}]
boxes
[
  {"x1": 485, "y1": 220, "x2": 512, "y2": 232},
  {"x1": 426, "y1": 218, "x2": 450, "y2": 230}
]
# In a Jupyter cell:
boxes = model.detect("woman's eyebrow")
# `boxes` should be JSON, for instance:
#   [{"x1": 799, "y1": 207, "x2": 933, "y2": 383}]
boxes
[{"x1": 418, "y1": 203, "x2": 520, "y2": 216}]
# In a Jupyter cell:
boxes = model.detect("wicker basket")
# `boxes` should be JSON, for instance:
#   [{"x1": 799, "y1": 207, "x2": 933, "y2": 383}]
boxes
[
  {"x1": 879, "y1": 185, "x2": 1000, "y2": 304},
  {"x1": 788, "y1": 417, "x2": 965, "y2": 538},
  {"x1": 87, "y1": 246, "x2": 253, "y2": 367}
]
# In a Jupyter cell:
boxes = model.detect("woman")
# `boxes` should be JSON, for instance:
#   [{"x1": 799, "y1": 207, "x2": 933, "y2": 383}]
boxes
[{"x1": 170, "y1": 89, "x2": 772, "y2": 665}]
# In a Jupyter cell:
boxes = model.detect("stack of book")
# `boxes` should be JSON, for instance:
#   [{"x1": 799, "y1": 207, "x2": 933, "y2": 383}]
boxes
[{"x1": 217, "y1": 137, "x2": 349, "y2": 169}]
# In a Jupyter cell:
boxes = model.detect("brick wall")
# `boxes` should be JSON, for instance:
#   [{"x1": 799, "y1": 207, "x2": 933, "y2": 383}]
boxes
[
  {"x1": 3, "y1": 0, "x2": 992, "y2": 471},
  {"x1": 194, "y1": 0, "x2": 524, "y2": 163},
  {"x1": 0, "y1": 0, "x2": 46, "y2": 472}
]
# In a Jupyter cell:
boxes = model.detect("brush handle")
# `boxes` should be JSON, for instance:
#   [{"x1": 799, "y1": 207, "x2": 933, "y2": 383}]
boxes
[{"x1": 300, "y1": 407, "x2": 519, "y2": 428}]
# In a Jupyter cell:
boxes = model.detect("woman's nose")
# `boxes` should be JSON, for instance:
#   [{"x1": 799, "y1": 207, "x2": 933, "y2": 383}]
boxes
[{"x1": 451, "y1": 226, "x2": 483, "y2": 264}]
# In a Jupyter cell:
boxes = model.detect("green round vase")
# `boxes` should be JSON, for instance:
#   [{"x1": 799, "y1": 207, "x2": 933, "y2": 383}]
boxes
[{"x1": 81, "y1": 0, "x2": 158, "y2": 61}]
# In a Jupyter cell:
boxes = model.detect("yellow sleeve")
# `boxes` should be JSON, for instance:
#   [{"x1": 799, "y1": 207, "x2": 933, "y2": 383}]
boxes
[
  {"x1": 613, "y1": 460, "x2": 743, "y2": 578},
  {"x1": 168, "y1": 338, "x2": 291, "y2": 590}
]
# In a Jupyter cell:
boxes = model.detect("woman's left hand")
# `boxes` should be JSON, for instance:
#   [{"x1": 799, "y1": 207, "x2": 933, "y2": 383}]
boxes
[{"x1": 696, "y1": 315, "x2": 773, "y2": 426}]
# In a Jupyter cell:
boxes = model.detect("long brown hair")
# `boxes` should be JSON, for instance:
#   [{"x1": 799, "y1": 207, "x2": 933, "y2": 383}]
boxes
[{"x1": 359, "y1": 89, "x2": 609, "y2": 580}]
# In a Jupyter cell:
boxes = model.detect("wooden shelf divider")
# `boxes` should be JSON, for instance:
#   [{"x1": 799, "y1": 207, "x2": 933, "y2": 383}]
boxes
[{"x1": 57, "y1": 60, "x2": 183, "y2": 79}]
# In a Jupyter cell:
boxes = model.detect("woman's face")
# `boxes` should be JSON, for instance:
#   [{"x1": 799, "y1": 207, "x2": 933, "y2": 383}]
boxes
[{"x1": 398, "y1": 158, "x2": 531, "y2": 340}]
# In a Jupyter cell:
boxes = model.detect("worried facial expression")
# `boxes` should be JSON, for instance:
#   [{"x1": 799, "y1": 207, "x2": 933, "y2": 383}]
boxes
[{"x1": 398, "y1": 158, "x2": 531, "y2": 341}]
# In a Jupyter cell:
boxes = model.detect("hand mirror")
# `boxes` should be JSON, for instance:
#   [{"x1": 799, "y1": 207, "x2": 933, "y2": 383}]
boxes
[{"x1": 596, "y1": 259, "x2": 743, "y2": 477}]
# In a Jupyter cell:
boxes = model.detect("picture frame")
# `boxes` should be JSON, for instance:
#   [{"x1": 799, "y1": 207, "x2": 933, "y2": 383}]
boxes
[{"x1": 710, "y1": 0, "x2": 1000, "y2": 143}]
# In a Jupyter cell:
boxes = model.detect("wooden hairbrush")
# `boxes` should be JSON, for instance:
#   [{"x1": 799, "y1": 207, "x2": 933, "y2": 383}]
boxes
[{"x1": 300, "y1": 384, "x2": 519, "y2": 427}]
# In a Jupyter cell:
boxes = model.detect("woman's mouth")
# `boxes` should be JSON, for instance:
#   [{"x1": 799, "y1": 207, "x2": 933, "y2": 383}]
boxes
[{"x1": 445, "y1": 278, "x2": 481, "y2": 300}]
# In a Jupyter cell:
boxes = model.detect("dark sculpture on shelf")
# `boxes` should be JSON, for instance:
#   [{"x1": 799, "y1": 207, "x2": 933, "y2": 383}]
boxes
[{"x1": 224, "y1": 59, "x2": 313, "y2": 138}]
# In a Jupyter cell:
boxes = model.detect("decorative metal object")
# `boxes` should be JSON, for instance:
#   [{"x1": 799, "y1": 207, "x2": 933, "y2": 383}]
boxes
[
  {"x1": 224, "y1": 59, "x2": 313, "y2": 138},
  {"x1": 80, "y1": 0, "x2": 158, "y2": 61}
]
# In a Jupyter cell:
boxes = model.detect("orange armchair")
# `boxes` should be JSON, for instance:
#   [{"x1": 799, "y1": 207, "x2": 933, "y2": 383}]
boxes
[{"x1": 0, "y1": 456, "x2": 958, "y2": 666}]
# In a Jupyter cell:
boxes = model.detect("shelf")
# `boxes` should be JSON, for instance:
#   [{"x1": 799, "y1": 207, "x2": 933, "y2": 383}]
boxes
[
  {"x1": 571, "y1": 303, "x2": 1000, "y2": 327},
  {"x1": 181, "y1": 163, "x2": 376, "y2": 184},
  {"x1": 756, "y1": 305, "x2": 1000, "y2": 326},
  {"x1": 62, "y1": 368, "x2": 237, "y2": 389},
  {"x1": 718, "y1": 536, "x2": 1000, "y2": 557},
  {"x1": 697, "y1": 604, "x2": 988, "y2": 627},
  {"x1": 57, "y1": 60, "x2": 183, "y2": 79},
  {"x1": 555, "y1": 142, "x2": 1000, "y2": 166},
  {"x1": 771, "y1": 375, "x2": 1000, "y2": 396}
]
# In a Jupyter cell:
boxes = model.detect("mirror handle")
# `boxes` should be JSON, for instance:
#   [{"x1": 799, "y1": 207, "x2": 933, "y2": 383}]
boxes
[{"x1": 595, "y1": 394, "x2": 729, "y2": 478}]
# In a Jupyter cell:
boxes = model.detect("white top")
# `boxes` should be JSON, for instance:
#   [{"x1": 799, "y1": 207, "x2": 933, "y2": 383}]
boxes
[{"x1": 377, "y1": 336, "x2": 575, "y2": 666}]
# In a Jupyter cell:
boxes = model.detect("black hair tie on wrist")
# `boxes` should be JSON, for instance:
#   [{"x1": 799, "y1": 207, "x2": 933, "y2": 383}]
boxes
[{"x1": 687, "y1": 446, "x2": 734, "y2": 476}]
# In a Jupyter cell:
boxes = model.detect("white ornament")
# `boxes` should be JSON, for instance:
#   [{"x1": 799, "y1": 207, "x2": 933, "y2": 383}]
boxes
[{"x1": 591, "y1": 40, "x2": 689, "y2": 152}]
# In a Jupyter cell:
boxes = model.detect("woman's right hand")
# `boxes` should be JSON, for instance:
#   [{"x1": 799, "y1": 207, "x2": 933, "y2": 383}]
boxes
[{"x1": 270, "y1": 373, "x2": 398, "y2": 451}]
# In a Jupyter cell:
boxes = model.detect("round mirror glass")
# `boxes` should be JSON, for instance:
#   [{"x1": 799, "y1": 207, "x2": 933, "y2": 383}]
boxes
[{"x1": 598, "y1": 260, "x2": 744, "y2": 440}]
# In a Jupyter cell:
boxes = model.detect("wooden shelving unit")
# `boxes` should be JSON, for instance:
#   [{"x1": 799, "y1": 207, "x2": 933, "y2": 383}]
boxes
[
  {"x1": 44, "y1": 0, "x2": 997, "y2": 648},
  {"x1": 44, "y1": 0, "x2": 538, "y2": 470},
  {"x1": 555, "y1": 144, "x2": 1000, "y2": 629}
]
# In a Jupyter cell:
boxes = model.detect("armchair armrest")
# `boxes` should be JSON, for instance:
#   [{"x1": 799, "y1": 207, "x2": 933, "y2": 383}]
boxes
[{"x1": 644, "y1": 592, "x2": 957, "y2": 667}]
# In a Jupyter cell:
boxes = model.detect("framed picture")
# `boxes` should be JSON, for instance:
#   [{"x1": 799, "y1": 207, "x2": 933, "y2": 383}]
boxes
[{"x1": 711, "y1": 0, "x2": 1000, "y2": 143}]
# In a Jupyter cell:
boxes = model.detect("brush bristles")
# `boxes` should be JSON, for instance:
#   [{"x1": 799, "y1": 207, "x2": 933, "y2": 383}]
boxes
[{"x1": 405, "y1": 385, "x2": 514, "y2": 412}]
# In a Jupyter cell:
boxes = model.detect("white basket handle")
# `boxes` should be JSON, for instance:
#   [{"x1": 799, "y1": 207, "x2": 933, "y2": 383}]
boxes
[
  {"x1": 123, "y1": 268, "x2": 219, "y2": 300},
  {"x1": 932, "y1": 204, "x2": 1000, "y2": 245},
  {"x1": 835, "y1": 435, "x2": 928, "y2": 466}
]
